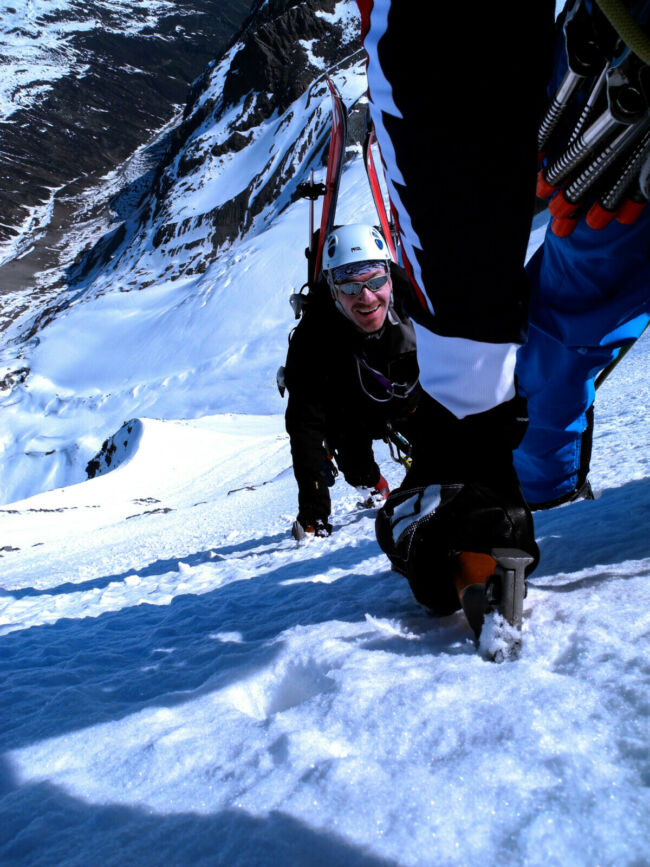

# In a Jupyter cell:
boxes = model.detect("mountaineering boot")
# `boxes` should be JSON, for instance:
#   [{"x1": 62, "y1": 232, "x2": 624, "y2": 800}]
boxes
[
  {"x1": 375, "y1": 479, "x2": 539, "y2": 648},
  {"x1": 375, "y1": 394, "x2": 539, "y2": 652},
  {"x1": 292, "y1": 517, "x2": 332, "y2": 541},
  {"x1": 454, "y1": 548, "x2": 534, "y2": 641},
  {"x1": 480, "y1": 548, "x2": 535, "y2": 661}
]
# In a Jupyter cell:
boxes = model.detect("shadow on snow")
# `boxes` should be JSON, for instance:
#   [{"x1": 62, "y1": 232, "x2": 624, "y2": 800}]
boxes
[
  {"x1": 532, "y1": 476, "x2": 650, "y2": 579},
  {"x1": 4, "y1": 478, "x2": 650, "y2": 757},
  {"x1": 0, "y1": 531, "x2": 291, "y2": 600},
  {"x1": 0, "y1": 759, "x2": 395, "y2": 867},
  {"x1": 1, "y1": 530, "x2": 469, "y2": 753}
]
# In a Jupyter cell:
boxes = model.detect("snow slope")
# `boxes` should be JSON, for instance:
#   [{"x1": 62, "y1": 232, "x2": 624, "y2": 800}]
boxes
[
  {"x1": 0, "y1": 129, "x2": 373, "y2": 506},
  {"x1": 1, "y1": 180, "x2": 649, "y2": 864},
  {"x1": 1, "y1": 1, "x2": 649, "y2": 860},
  {"x1": 1, "y1": 326, "x2": 649, "y2": 865},
  {"x1": 0, "y1": 34, "x2": 368, "y2": 506}
]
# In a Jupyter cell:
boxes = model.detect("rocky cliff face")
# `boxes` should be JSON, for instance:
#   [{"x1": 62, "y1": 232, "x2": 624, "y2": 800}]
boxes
[
  {"x1": 73, "y1": 0, "x2": 364, "y2": 286},
  {"x1": 0, "y1": 0, "x2": 254, "y2": 298},
  {"x1": 0, "y1": 0, "x2": 366, "y2": 504},
  {"x1": 0, "y1": 0, "x2": 363, "y2": 340}
]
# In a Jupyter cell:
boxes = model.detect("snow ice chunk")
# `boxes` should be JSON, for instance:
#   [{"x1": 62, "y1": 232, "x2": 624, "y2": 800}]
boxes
[
  {"x1": 364, "y1": 613, "x2": 419, "y2": 641},
  {"x1": 479, "y1": 611, "x2": 523, "y2": 663},
  {"x1": 209, "y1": 632, "x2": 244, "y2": 644}
]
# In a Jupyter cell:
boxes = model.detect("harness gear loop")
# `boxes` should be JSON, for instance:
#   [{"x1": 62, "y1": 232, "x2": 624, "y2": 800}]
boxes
[{"x1": 354, "y1": 354, "x2": 418, "y2": 403}]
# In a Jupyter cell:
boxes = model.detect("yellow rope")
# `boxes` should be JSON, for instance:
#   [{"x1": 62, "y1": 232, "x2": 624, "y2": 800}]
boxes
[{"x1": 595, "y1": 0, "x2": 650, "y2": 65}]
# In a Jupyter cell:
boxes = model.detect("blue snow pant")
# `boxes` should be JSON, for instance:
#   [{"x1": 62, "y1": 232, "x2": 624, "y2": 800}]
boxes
[{"x1": 514, "y1": 211, "x2": 650, "y2": 506}]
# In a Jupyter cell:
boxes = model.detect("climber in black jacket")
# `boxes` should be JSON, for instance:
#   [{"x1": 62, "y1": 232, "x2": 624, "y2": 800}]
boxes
[{"x1": 284, "y1": 223, "x2": 420, "y2": 539}]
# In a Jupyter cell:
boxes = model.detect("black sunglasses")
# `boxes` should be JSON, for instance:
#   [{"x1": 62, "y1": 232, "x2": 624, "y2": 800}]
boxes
[{"x1": 334, "y1": 273, "x2": 390, "y2": 296}]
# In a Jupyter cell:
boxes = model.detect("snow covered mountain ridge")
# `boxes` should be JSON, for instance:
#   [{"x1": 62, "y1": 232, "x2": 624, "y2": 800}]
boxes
[
  {"x1": 0, "y1": 0, "x2": 366, "y2": 505},
  {"x1": 80, "y1": 0, "x2": 364, "y2": 282},
  {"x1": 0, "y1": 0, "x2": 253, "y2": 249}
]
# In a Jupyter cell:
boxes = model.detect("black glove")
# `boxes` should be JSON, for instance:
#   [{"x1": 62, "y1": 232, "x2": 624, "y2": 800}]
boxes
[{"x1": 322, "y1": 455, "x2": 339, "y2": 487}]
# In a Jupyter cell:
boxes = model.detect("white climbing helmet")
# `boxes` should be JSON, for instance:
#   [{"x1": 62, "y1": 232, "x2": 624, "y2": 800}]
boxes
[{"x1": 322, "y1": 223, "x2": 392, "y2": 274}]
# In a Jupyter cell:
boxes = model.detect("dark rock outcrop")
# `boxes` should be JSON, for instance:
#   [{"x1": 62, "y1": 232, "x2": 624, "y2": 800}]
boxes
[
  {"x1": 1, "y1": 0, "x2": 364, "y2": 334},
  {"x1": 0, "y1": 0, "x2": 254, "y2": 306},
  {"x1": 0, "y1": 0, "x2": 254, "y2": 264},
  {"x1": 125, "y1": 0, "x2": 363, "y2": 278}
]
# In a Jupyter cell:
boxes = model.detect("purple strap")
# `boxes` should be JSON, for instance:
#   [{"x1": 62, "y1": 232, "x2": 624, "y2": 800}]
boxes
[{"x1": 354, "y1": 354, "x2": 418, "y2": 400}]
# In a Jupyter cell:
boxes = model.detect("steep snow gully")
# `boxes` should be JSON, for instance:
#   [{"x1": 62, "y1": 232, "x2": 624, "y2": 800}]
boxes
[{"x1": 1, "y1": 1, "x2": 650, "y2": 865}]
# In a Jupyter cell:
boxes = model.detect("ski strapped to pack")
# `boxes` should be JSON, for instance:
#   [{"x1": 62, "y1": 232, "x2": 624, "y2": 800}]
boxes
[
  {"x1": 536, "y1": 0, "x2": 650, "y2": 236},
  {"x1": 289, "y1": 75, "x2": 348, "y2": 323},
  {"x1": 363, "y1": 113, "x2": 398, "y2": 262},
  {"x1": 313, "y1": 76, "x2": 348, "y2": 283},
  {"x1": 289, "y1": 69, "x2": 403, "y2": 328}
]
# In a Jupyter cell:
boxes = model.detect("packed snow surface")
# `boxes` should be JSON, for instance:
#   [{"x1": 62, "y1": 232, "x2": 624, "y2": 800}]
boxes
[
  {"x1": 1, "y1": 39, "x2": 649, "y2": 863},
  {"x1": 2, "y1": 210, "x2": 650, "y2": 863},
  {"x1": 2, "y1": 332, "x2": 650, "y2": 865}
]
